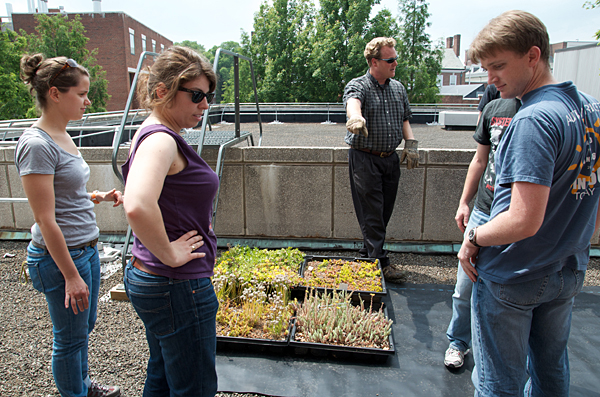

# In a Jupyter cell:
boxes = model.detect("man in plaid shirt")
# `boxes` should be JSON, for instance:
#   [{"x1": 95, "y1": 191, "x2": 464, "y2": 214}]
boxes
[{"x1": 343, "y1": 37, "x2": 419, "y2": 283}]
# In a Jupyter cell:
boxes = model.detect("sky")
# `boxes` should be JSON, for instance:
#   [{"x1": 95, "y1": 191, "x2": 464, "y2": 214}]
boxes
[{"x1": 6, "y1": 0, "x2": 600, "y2": 62}]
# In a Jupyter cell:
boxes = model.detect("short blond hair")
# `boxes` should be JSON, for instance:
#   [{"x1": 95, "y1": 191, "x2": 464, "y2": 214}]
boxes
[
  {"x1": 364, "y1": 37, "x2": 397, "y2": 66},
  {"x1": 469, "y1": 10, "x2": 550, "y2": 67}
]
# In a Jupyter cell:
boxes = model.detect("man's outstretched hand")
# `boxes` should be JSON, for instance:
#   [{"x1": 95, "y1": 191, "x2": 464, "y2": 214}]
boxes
[{"x1": 346, "y1": 115, "x2": 369, "y2": 137}]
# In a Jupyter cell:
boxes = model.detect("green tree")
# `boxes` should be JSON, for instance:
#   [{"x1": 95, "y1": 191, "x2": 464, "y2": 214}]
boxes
[
  {"x1": 0, "y1": 30, "x2": 33, "y2": 120},
  {"x1": 209, "y1": 41, "x2": 243, "y2": 103},
  {"x1": 175, "y1": 40, "x2": 209, "y2": 57},
  {"x1": 237, "y1": 0, "x2": 316, "y2": 103},
  {"x1": 583, "y1": 0, "x2": 600, "y2": 40},
  {"x1": 395, "y1": 0, "x2": 442, "y2": 103},
  {"x1": 224, "y1": 31, "x2": 260, "y2": 103},
  {"x1": 21, "y1": 14, "x2": 110, "y2": 114},
  {"x1": 310, "y1": 0, "x2": 399, "y2": 101}
]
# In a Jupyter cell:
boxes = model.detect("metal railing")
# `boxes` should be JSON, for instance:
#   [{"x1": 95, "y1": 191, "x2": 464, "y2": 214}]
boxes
[{"x1": 1, "y1": 102, "x2": 480, "y2": 146}]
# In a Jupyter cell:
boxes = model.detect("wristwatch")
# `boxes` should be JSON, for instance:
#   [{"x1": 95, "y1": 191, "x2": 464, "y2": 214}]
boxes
[{"x1": 468, "y1": 227, "x2": 481, "y2": 248}]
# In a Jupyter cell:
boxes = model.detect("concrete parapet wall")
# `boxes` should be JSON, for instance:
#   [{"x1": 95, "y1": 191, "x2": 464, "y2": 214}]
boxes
[{"x1": 3, "y1": 146, "x2": 597, "y2": 246}]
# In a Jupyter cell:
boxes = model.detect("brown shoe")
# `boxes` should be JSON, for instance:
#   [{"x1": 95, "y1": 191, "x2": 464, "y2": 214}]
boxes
[{"x1": 382, "y1": 265, "x2": 407, "y2": 283}]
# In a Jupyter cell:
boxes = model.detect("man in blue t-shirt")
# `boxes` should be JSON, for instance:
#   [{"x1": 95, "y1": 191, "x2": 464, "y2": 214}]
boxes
[{"x1": 460, "y1": 10, "x2": 600, "y2": 396}]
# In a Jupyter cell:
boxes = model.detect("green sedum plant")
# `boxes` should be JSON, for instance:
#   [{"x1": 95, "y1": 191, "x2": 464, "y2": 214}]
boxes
[
  {"x1": 302, "y1": 258, "x2": 383, "y2": 292},
  {"x1": 292, "y1": 289, "x2": 393, "y2": 349},
  {"x1": 213, "y1": 246, "x2": 303, "y2": 340}
]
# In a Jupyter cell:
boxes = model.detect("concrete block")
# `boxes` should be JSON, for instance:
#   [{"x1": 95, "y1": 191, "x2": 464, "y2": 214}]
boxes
[
  {"x1": 7, "y1": 166, "x2": 34, "y2": 230},
  {"x1": 333, "y1": 147, "x2": 350, "y2": 164},
  {"x1": 80, "y1": 147, "x2": 128, "y2": 163},
  {"x1": 88, "y1": 164, "x2": 125, "y2": 192},
  {"x1": 197, "y1": 147, "x2": 220, "y2": 163},
  {"x1": 333, "y1": 165, "x2": 361, "y2": 240},
  {"x1": 213, "y1": 165, "x2": 245, "y2": 236},
  {"x1": 439, "y1": 111, "x2": 479, "y2": 128},
  {"x1": 200, "y1": 146, "x2": 243, "y2": 165},
  {"x1": 89, "y1": 164, "x2": 128, "y2": 233},
  {"x1": 245, "y1": 164, "x2": 332, "y2": 237},
  {"x1": 397, "y1": 145, "x2": 428, "y2": 166},
  {"x1": 334, "y1": 164, "x2": 424, "y2": 242},
  {"x1": 422, "y1": 167, "x2": 467, "y2": 242},
  {"x1": 243, "y1": 147, "x2": 333, "y2": 163},
  {"x1": 0, "y1": 165, "x2": 15, "y2": 229},
  {"x1": 428, "y1": 149, "x2": 474, "y2": 165},
  {"x1": 387, "y1": 167, "x2": 425, "y2": 241}
]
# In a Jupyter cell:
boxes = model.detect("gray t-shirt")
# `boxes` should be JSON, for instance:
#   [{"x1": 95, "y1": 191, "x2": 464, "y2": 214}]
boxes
[{"x1": 15, "y1": 127, "x2": 98, "y2": 247}]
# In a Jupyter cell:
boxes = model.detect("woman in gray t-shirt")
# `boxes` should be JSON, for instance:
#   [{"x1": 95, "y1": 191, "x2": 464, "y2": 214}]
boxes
[{"x1": 15, "y1": 54, "x2": 123, "y2": 397}]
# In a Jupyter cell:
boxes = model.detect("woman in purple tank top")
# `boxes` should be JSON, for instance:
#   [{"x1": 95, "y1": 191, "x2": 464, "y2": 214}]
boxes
[{"x1": 122, "y1": 46, "x2": 219, "y2": 397}]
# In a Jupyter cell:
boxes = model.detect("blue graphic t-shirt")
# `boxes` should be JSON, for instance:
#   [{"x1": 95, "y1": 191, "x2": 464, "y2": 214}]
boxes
[{"x1": 477, "y1": 82, "x2": 600, "y2": 284}]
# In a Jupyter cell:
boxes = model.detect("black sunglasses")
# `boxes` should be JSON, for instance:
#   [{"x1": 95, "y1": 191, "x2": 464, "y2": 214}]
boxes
[
  {"x1": 178, "y1": 87, "x2": 215, "y2": 104},
  {"x1": 49, "y1": 58, "x2": 79, "y2": 86},
  {"x1": 376, "y1": 56, "x2": 398, "y2": 64}
]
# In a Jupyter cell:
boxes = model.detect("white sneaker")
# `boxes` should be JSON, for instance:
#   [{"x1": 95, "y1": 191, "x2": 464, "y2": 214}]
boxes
[{"x1": 444, "y1": 347, "x2": 468, "y2": 368}]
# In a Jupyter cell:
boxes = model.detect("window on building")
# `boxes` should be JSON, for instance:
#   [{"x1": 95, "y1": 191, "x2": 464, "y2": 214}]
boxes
[
  {"x1": 141, "y1": 34, "x2": 146, "y2": 52},
  {"x1": 160, "y1": 44, "x2": 165, "y2": 53},
  {"x1": 129, "y1": 28, "x2": 135, "y2": 55},
  {"x1": 436, "y1": 75, "x2": 443, "y2": 87},
  {"x1": 152, "y1": 39, "x2": 156, "y2": 53},
  {"x1": 450, "y1": 74, "x2": 457, "y2": 86}
]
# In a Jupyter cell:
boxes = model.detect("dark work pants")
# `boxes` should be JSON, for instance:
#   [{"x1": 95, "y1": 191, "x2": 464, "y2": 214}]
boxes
[{"x1": 348, "y1": 148, "x2": 400, "y2": 268}]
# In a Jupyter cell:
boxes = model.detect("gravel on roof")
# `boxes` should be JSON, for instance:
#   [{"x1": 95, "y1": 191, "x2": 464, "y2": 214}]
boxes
[
  {"x1": 216, "y1": 122, "x2": 478, "y2": 150},
  {"x1": 1, "y1": 240, "x2": 598, "y2": 396}
]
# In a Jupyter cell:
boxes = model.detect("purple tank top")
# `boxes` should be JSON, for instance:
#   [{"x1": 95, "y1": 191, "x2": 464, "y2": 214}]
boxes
[{"x1": 121, "y1": 124, "x2": 219, "y2": 279}]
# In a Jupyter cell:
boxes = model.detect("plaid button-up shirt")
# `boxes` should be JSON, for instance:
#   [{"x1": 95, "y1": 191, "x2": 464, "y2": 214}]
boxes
[{"x1": 343, "y1": 72, "x2": 412, "y2": 152}]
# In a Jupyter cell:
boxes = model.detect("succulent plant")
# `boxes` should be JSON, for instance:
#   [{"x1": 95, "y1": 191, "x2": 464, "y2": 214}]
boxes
[
  {"x1": 292, "y1": 289, "x2": 392, "y2": 349},
  {"x1": 213, "y1": 246, "x2": 303, "y2": 340},
  {"x1": 302, "y1": 258, "x2": 383, "y2": 292}
]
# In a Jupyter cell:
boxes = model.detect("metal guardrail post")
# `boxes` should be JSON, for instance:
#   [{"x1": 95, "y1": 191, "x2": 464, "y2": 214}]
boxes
[
  {"x1": 111, "y1": 50, "x2": 158, "y2": 185},
  {"x1": 195, "y1": 48, "x2": 263, "y2": 225},
  {"x1": 110, "y1": 51, "x2": 158, "y2": 262},
  {"x1": 234, "y1": 56, "x2": 240, "y2": 138}
]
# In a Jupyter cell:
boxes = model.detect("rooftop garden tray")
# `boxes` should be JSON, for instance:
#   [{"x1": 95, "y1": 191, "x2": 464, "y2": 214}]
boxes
[
  {"x1": 289, "y1": 289, "x2": 395, "y2": 363},
  {"x1": 213, "y1": 246, "x2": 303, "y2": 349},
  {"x1": 296, "y1": 256, "x2": 387, "y2": 303}
]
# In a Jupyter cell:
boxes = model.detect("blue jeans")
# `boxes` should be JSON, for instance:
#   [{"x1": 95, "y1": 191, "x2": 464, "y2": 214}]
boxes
[
  {"x1": 124, "y1": 262, "x2": 219, "y2": 397},
  {"x1": 27, "y1": 242, "x2": 100, "y2": 397},
  {"x1": 446, "y1": 207, "x2": 490, "y2": 352},
  {"x1": 471, "y1": 268, "x2": 585, "y2": 396}
]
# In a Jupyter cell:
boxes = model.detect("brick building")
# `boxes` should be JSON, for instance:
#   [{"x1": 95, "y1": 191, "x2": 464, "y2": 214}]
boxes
[
  {"x1": 12, "y1": 11, "x2": 173, "y2": 111},
  {"x1": 438, "y1": 34, "x2": 466, "y2": 87}
]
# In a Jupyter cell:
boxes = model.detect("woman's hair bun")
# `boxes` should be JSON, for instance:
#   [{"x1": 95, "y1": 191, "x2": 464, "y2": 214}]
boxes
[{"x1": 20, "y1": 53, "x2": 45, "y2": 85}]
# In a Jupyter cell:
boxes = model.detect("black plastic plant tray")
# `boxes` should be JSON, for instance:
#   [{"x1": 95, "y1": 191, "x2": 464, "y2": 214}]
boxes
[
  {"x1": 216, "y1": 319, "x2": 293, "y2": 354},
  {"x1": 289, "y1": 307, "x2": 395, "y2": 363},
  {"x1": 216, "y1": 334, "x2": 290, "y2": 354},
  {"x1": 293, "y1": 256, "x2": 388, "y2": 304}
]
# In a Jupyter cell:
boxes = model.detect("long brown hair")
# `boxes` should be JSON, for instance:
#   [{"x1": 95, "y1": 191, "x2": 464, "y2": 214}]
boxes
[
  {"x1": 20, "y1": 54, "x2": 89, "y2": 111},
  {"x1": 136, "y1": 46, "x2": 217, "y2": 110}
]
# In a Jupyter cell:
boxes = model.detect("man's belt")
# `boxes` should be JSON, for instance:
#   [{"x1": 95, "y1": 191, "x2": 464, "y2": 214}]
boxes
[
  {"x1": 352, "y1": 147, "x2": 395, "y2": 158},
  {"x1": 31, "y1": 238, "x2": 98, "y2": 251}
]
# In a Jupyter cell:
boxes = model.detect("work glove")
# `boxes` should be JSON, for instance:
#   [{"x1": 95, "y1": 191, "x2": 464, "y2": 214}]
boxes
[
  {"x1": 401, "y1": 139, "x2": 419, "y2": 169},
  {"x1": 346, "y1": 115, "x2": 369, "y2": 137}
]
